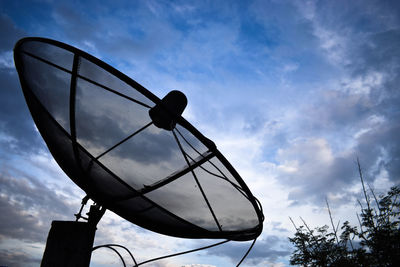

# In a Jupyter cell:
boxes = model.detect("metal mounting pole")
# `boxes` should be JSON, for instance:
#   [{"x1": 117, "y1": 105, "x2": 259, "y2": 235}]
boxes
[{"x1": 41, "y1": 204, "x2": 106, "y2": 267}]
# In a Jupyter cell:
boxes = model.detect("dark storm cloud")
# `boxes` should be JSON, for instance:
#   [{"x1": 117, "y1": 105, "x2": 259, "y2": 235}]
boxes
[
  {"x1": 0, "y1": 170, "x2": 76, "y2": 243},
  {"x1": 0, "y1": 249, "x2": 41, "y2": 267},
  {"x1": 349, "y1": 30, "x2": 400, "y2": 183},
  {"x1": 303, "y1": 90, "x2": 372, "y2": 131},
  {"x1": 356, "y1": 122, "x2": 400, "y2": 182},
  {"x1": 352, "y1": 29, "x2": 400, "y2": 75},
  {"x1": 0, "y1": 14, "x2": 25, "y2": 51},
  {"x1": 275, "y1": 2, "x2": 400, "y2": 206},
  {"x1": 276, "y1": 138, "x2": 359, "y2": 205},
  {"x1": 271, "y1": 221, "x2": 289, "y2": 233},
  {"x1": 336, "y1": 29, "x2": 400, "y2": 183},
  {"x1": 204, "y1": 235, "x2": 290, "y2": 265}
]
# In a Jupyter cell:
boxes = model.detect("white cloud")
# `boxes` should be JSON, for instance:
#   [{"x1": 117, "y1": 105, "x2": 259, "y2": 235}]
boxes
[
  {"x1": 282, "y1": 62, "x2": 299, "y2": 73},
  {"x1": 182, "y1": 265, "x2": 216, "y2": 267},
  {"x1": 0, "y1": 51, "x2": 13, "y2": 69},
  {"x1": 341, "y1": 71, "x2": 386, "y2": 95},
  {"x1": 278, "y1": 138, "x2": 334, "y2": 168},
  {"x1": 313, "y1": 26, "x2": 349, "y2": 65}
]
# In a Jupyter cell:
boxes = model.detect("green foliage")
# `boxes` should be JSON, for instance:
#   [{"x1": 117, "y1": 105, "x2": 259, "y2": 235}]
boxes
[{"x1": 289, "y1": 162, "x2": 400, "y2": 267}]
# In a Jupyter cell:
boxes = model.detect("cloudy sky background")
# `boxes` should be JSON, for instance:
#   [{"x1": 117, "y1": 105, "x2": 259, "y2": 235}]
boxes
[{"x1": 1, "y1": 0, "x2": 399, "y2": 266}]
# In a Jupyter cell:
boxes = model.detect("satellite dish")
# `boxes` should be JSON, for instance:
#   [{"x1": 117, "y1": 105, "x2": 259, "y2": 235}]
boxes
[{"x1": 14, "y1": 37, "x2": 264, "y2": 242}]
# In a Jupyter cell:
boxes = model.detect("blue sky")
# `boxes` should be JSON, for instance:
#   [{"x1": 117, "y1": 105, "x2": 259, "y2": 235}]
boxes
[{"x1": 1, "y1": 0, "x2": 400, "y2": 266}]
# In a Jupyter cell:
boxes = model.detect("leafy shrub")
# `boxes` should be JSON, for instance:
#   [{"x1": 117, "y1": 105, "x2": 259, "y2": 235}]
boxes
[{"x1": 289, "y1": 160, "x2": 400, "y2": 267}]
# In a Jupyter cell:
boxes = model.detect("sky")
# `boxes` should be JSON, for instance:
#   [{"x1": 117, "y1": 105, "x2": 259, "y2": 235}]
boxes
[{"x1": 1, "y1": 0, "x2": 400, "y2": 266}]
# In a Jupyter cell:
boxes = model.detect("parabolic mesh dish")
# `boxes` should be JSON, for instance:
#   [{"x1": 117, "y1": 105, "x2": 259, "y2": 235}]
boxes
[{"x1": 14, "y1": 37, "x2": 264, "y2": 241}]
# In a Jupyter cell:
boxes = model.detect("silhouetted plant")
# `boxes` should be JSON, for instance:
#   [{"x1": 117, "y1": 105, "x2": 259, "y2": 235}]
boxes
[{"x1": 289, "y1": 159, "x2": 400, "y2": 266}]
